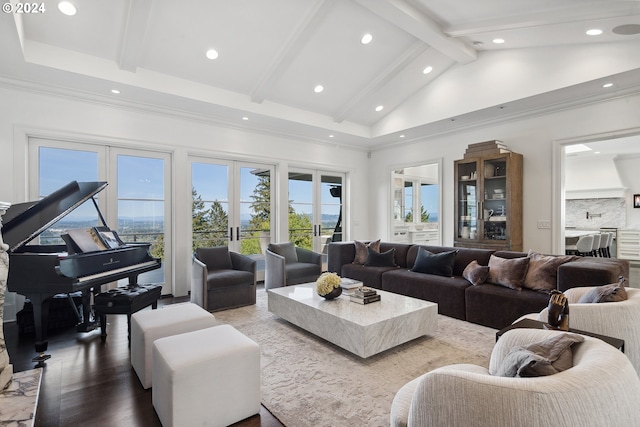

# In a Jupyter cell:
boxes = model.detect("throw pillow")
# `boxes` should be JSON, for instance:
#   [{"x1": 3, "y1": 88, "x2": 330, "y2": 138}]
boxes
[
  {"x1": 268, "y1": 242, "x2": 298, "y2": 264},
  {"x1": 523, "y1": 250, "x2": 575, "y2": 292},
  {"x1": 353, "y1": 239, "x2": 381, "y2": 264},
  {"x1": 364, "y1": 247, "x2": 396, "y2": 268},
  {"x1": 411, "y1": 247, "x2": 457, "y2": 277},
  {"x1": 196, "y1": 246, "x2": 232, "y2": 271},
  {"x1": 577, "y1": 281, "x2": 628, "y2": 303},
  {"x1": 494, "y1": 333, "x2": 584, "y2": 377},
  {"x1": 462, "y1": 260, "x2": 489, "y2": 285},
  {"x1": 487, "y1": 255, "x2": 530, "y2": 290}
]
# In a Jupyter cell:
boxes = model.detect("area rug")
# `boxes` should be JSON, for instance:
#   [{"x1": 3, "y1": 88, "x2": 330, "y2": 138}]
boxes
[{"x1": 213, "y1": 290, "x2": 497, "y2": 427}]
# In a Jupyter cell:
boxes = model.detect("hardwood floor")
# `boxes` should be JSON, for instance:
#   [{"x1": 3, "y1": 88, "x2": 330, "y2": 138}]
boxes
[{"x1": 4, "y1": 296, "x2": 284, "y2": 427}]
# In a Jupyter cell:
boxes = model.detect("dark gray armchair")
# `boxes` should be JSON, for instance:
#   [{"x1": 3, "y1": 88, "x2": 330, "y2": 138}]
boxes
[
  {"x1": 265, "y1": 242, "x2": 322, "y2": 290},
  {"x1": 192, "y1": 246, "x2": 256, "y2": 312}
]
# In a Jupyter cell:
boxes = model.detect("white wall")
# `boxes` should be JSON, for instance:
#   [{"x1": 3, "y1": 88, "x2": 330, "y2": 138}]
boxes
[
  {"x1": 370, "y1": 93, "x2": 640, "y2": 254},
  {"x1": 0, "y1": 85, "x2": 370, "y2": 320},
  {"x1": 616, "y1": 155, "x2": 640, "y2": 229}
]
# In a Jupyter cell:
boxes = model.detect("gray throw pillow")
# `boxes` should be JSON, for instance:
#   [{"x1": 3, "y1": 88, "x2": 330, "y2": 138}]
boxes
[
  {"x1": 577, "y1": 281, "x2": 628, "y2": 303},
  {"x1": 494, "y1": 333, "x2": 584, "y2": 377},
  {"x1": 364, "y1": 247, "x2": 396, "y2": 267},
  {"x1": 411, "y1": 247, "x2": 457, "y2": 277},
  {"x1": 268, "y1": 242, "x2": 298, "y2": 264},
  {"x1": 462, "y1": 260, "x2": 489, "y2": 285},
  {"x1": 487, "y1": 255, "x2": 530, "y2": 290},
  {"x1": 353, "y1": 239, "x2": 380, "y2": 264},
  {"x1": 196, "y1": 246, "x2": 232, "y2": 271}
]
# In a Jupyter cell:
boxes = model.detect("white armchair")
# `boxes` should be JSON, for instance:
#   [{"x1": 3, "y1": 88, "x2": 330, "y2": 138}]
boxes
[
  {"x1": 531, "y1": 286, "x2": 640, "y2": 375},
  {"x1": 390, "y1": 328, "x2": 640, "y2": 427}
]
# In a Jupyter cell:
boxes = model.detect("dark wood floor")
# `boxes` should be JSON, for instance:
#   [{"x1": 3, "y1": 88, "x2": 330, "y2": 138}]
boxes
[{"x1": 4, "y1": 296, "x2": 285, "y2": 427}]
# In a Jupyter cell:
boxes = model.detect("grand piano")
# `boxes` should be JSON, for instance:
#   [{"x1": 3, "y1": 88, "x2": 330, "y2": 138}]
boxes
[{"x1": 3, "y1": 181, "x2": 161, "y2": 361}]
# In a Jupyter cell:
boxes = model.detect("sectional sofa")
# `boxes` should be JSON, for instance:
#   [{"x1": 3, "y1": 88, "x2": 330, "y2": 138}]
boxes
[{"x1": 327, "y1": 241, "x2": 630, "y2": 329}]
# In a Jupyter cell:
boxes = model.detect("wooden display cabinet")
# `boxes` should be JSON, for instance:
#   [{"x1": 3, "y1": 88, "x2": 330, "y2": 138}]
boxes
[{"x1": 454, "y1": 151, "x2": 523, "y2": 251}]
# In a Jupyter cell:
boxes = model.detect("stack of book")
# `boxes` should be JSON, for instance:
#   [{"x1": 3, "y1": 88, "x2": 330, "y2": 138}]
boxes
[
  {"x1": 350, "y1": 287, "x2": 381, "y2": 304},
  {"x1": 340, "y1": 278, "x2": 363, "y2": 296}
]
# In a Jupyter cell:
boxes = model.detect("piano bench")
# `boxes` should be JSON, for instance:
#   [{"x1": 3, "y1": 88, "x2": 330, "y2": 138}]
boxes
[{"x1": 93, "y1": 283, "x2": 163, "y2": 343}]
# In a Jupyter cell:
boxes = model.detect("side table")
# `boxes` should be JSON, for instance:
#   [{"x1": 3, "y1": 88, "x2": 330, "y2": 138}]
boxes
[{"x1": 497, "y1": 318, "x2": 625, "y2": 352}]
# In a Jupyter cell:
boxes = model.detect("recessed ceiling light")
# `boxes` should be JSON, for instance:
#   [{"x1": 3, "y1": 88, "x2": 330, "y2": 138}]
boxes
[
  {"x1": 602, "y1": 82, "x2": 614, "y2": 88},
  {"x1": 242, "y1": 116, "x2": 249, "y2": 121},
  {"x1": 422, "y1": 66, "x2": 433, "y2": 75},
  {"x1": 205, "y1": 49, "x2": 219, "y2": 60},
  {"x1": 361, "y1": 33, "x2": 373, "y2": 45},
  {"x1": 594, "y1": 151, "x2": 601, "y2": 154},
  {"x1": 314, "y1": 85, "x2": 324, "y2": 93},
  {"x1": 329, "y1": 134, "x2": 334, "y2": 138},
  {"x1": 111, "y1": 89, "x2": 120, "y2": 94},
  {"x1": 492, "y1": 38, "x2": 505, "y2": 44},
  {"x1": 586, "y1": 29, "x2": 603, "y2": 36},
  {"x1": 58, "y1": 1, "x2": 76, "y2": 16},
  {"x1": 375, "y1": 105, "x2": 384, "y2": 112},
  {"x1": 399, "y1": 135, "x2": 405, "y2": 138}
]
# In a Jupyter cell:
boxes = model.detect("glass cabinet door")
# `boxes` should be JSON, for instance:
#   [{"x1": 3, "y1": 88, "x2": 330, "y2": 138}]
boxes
[
  {"x1": 481, "y1": 158, "x2": 508, "y2": 242},
  {"x1": 456, "y1": 161, "x2": 479, "y2": 240}
]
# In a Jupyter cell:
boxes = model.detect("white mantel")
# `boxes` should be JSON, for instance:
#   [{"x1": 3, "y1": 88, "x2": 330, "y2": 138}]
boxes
[{"x1": 0, "y1": 201, "x2": 13, "y2": 390}]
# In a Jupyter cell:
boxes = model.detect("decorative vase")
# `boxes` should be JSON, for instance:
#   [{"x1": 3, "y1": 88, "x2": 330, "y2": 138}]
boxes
[{"x1": 320, "y1": 287, "x2": 342, "y2": 300}]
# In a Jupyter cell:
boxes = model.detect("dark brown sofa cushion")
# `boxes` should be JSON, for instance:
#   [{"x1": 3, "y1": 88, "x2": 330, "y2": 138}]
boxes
[
  {"x1": 462, "y1": 260, "x2": 489, "y2": 286},
  {"x1": 465, "y1": 284, "x2": 550, "y2": 329},
  {"x1": 382, "y1": 269, "x2": 471, "y2": 320},
  {"x1": 353, "y1": 239, "x2": 380, "y2": 264}
]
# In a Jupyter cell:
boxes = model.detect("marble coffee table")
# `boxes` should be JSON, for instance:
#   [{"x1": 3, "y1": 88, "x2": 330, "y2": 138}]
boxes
[{"x1": 267, "y1": 283, "x2": 438, "y2": 358}]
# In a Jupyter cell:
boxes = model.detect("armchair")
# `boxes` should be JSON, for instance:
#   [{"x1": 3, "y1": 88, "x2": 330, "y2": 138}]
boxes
[
  {"x1": 530, "y1": 286, "x2": 640, "y2": 375},
  {"x1": 192, "y1": 246, "x2": 256, "y2": 312},
  {"x1": 264, "y1": 242, "x2": 322, "y2": 290},
  {"x1": 391, "y1": 328, "x2": 640, "y2": 427}
]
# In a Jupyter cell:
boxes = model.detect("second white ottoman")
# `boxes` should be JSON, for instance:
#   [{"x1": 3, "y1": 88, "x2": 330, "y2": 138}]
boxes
[
  {"x1": 152, "y1": 325, "x2": 261, "y2": 427},
  {"x1": 131, "y1": 303, "x2": 217, "y2": 389}
]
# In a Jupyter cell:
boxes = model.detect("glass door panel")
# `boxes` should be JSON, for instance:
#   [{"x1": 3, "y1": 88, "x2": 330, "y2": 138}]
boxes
[
  {"x1": 288, "y1": 171, "x2": 313, "y2": 250},
  {"x1": 36, "y1": 146, "x2": 101, "y2": 245},
  {"x1": 191, "y1": 162, "x2": 230, "y2": 250},
  {"x1": 319, "y1": 174, "x2": 343, "y2": 252},
  {"x1": 238, "y1": 166, "x2": 271, "y2": 255},
  {"x1": 116, "y1": 154, "x2": 169, "y2": 291}
]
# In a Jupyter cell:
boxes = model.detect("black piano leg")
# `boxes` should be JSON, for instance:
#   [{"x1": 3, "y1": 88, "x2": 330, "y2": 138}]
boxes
[
  {"x1": 76, "y1": 289, "x2": 97, "y2": 333},
  {"x1": 30, "y1": 295, "x2": 52, "y2": 363},
  {"x1": 99, "y1": 312, "x2": 107, "y2": 342}
]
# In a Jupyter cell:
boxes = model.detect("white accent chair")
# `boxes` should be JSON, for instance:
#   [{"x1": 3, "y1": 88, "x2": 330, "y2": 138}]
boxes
[
  {"x1": 527, "y1": 286, "x2": 640, "y2": 375},
  {"x1": 390, "y1": 328, "x2": 640, "y2": 427}
]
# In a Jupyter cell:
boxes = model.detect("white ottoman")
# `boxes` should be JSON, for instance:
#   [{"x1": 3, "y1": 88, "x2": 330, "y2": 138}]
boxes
[
  {"x1": 152, "y1": 325, "x2": 261, "y2": 427},
  {"x1": 131, "y1": 303, "x2": 217, "y2": 389}
]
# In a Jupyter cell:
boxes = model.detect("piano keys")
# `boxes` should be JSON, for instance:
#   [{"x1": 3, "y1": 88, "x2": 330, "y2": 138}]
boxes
[{"x1": 3, "y1": 181, "x2": 161, "y2": 361}]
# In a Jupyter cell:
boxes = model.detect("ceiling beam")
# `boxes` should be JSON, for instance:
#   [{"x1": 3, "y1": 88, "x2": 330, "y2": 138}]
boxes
[
  {"x1": 446, "y1": 4, "x2": 640, "y2": 37},
  {"x1": 250, "y1": 0, "x2": 336, "y2": 104},
  {"x1": 333, "y1": 41, "x2": 427, "y2": 123},
  {"x1": 354, "y1": 0, "x2": 476, "y2": 64},
  {"x1": 117, "y1": 0, "x2": 154, "y2": 72}
]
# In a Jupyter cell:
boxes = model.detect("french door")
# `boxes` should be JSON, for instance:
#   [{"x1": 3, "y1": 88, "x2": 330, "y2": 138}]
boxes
[
  {"x1": 191, "y1": 159, "x2": 274, "y2": 255},
  {"x1": 29, "y1": 139, "x2": 173, "y2": 295},
  {"x1": 288, "y1": 169, "x2": 344, "y2": 254}
]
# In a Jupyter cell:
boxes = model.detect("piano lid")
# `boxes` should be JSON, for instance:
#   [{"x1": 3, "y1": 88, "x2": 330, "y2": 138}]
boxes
[{"x1": 2, "y1": 181, "x2": 108, "y2": 252}]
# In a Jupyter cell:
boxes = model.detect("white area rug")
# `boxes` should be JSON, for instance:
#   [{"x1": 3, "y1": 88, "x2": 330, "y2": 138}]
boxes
[{"x1": 214, "y1": 290, "x2": 496, "y2": 427}]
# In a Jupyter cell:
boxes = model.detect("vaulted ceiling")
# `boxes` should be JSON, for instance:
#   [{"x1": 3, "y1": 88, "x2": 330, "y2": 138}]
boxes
[{"x1": 1, "y1": 0, "x2": 639, "y2": 149}]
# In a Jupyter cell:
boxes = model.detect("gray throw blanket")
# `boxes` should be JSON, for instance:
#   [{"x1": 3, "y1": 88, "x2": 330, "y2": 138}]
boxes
[{"x1": 495, "y1": 333, "x2": 585, "y2": 377}]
